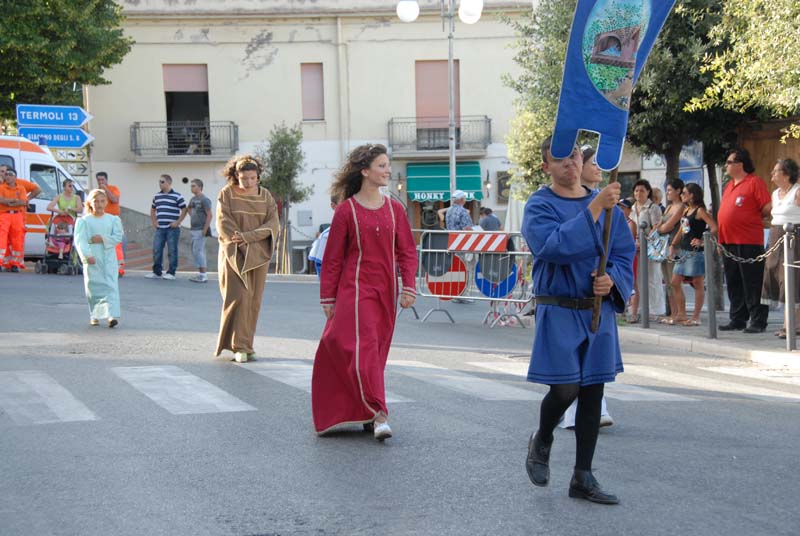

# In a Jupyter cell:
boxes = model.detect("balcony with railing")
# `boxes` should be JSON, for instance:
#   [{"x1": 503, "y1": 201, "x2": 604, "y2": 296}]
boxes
[
  {"x1": 130, "y1": 121, "x2": 239, "y2": 161},
  {"x1": 388, "y1": 115, "x2": 491, "y2": 158}
]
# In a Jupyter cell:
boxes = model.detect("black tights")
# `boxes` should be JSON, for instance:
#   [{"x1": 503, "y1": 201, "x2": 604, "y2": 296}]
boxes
[{"x1": 537, "y1": 383, "x2": 605, "y2": 471}]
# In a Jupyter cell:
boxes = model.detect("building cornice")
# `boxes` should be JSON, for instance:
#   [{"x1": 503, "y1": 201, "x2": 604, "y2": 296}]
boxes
[{"x1": 120, "y1": 0, "x2": 530, "y2": 19}]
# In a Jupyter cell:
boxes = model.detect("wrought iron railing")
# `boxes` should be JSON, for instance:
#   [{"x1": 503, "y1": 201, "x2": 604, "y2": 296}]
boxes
[
  {"x1": 388, "y1": 115, "x2": 491, "y2": 153},
  {"x1": 130, "y1": 121, "x2": 238, "y2": 157}
]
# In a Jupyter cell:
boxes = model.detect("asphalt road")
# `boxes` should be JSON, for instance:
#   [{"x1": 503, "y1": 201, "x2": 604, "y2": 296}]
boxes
[{"x1": 1, "y1": 273, "x2": 798, "y2": 536}]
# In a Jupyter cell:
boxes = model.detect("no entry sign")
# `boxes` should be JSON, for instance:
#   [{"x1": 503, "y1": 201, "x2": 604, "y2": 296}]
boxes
[{"x1": 425, "y1": 256, "x2": 468, "y2": 300}]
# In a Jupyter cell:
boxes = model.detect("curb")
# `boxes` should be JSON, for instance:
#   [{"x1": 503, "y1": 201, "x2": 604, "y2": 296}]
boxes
[
  {"x1": 618, "y1": 326, "x2": 800, "y2": 370},
  {"x1": 122, "y1": 269, "x2": 318, "y2": 283}
]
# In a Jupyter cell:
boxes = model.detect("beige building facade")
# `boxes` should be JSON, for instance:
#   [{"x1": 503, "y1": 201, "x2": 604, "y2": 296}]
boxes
[{"x1": 88, "y1": 0, "x2": 532, "y2": 247}]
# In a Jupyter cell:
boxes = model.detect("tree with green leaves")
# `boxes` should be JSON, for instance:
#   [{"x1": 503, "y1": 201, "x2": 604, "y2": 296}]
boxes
[
  {"x1": 0, "y1": 0, "x2": 132, "y2": 120},
  {"x1": 627, "y1": 2, "x2": 767, "y2": 216},
  {"x1": 686, "y1": 0, "x2": 800, "y2": 137},
  {"x1": 504, "y1": 1, "x2": 762, "y2": 198},
  {"x1": 502, "y1": 0, "x2": 575, "y2": 195},
  {"x1": 257, "y1": 123, "x2": 312, "y2": 273}
]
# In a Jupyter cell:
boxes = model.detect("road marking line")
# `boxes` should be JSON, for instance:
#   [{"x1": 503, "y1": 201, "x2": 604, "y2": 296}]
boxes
[
  {"x1": 111, "y1": 366, "x2": 256, "y2": 415},
  {"x1": 244, "y1": 360, "x2": 411, "y2": 403},
  {"x1": 466, "y1": 362, "x2": 694, "y2": 401},
  {"x1": 390, "y1": 360, "x2": 542, "y2": 401},
  {"x1": 0, "y1": 370, "x2": 97, "y2": 425},
  {"x1": 624, "y1": 365, "x2": 800, "y2": 401}
]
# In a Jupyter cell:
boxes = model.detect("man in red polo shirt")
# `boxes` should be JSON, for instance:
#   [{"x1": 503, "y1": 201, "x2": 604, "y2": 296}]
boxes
[{"x1": 717, "y1": 148, "x2": 772, "y2": 333}]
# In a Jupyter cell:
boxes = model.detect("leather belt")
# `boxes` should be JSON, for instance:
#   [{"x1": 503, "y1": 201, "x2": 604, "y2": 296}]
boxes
[
  {"x1": 3, "y1": 210, "x2": 21, "y2": 214},
  {"x1": 535, "y1": 296, "x2": 596, "y2": 310}
]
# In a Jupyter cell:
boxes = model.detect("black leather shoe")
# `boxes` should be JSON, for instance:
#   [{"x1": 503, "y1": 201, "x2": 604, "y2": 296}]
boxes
[
  {"x1": 743, "y1": 325, "x2": 767, "y2": 333},
  {"x1": 719, "y1": 322, "x2": 746, "y2": 331},
  {"x1": 569, "y1": 470, "x2": 619, "y2": 505},
  {"x1": 526, "y1": 431, "x2": 552, "y2": 487}
]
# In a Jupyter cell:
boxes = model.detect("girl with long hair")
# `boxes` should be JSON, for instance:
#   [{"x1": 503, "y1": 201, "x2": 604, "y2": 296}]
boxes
[
  {"x1": 75, "y1": 189, "x2": 124, "y2": 327},
  {"x1": 311, "y1": 144, "x2": 418, "y2": 441},
  {"x1": 669, "y1": 183, "x2": 717, "y2": 326},
  {"x1": 656, "y1": 178, "x2": 685, "y2": 324},
  {"x1": 215, "y1": 155, "x2": 280, "y2": 362}
]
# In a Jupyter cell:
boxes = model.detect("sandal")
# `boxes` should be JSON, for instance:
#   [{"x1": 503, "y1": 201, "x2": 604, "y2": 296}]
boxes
[
  {"x1": 627, "y1": 314, "x2": 640, "y2": 324},
  {"x1": 776, "y1": 329, "x2": 800, "y2": 339},
  {"x1": 682, "y1": 319, "x2": 700, "y2": 326},
  {"x1": 659, "y1": 317, "x2": 675, "y2": 325}
]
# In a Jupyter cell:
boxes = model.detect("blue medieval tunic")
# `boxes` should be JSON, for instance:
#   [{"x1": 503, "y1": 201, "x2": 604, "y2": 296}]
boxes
[
  {"x1": 522, "y1": 187, "x2": 635, "y2": 386},
  {"x1": 75, "y1": 214, "x2": 123, "y2": 320}
]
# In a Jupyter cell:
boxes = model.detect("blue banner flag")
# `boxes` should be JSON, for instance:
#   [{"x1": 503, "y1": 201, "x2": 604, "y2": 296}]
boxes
[{"x1": 550, "y1": 0, "x2": 676, "y2": 170}]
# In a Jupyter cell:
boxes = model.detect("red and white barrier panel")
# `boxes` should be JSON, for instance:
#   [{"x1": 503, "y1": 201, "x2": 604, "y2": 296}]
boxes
[{"x1": 448, "y1": 233, "x2": 508, "y2": 252}]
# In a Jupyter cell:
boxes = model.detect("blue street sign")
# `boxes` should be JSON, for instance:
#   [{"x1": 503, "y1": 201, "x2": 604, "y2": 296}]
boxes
[
  {"x1": 18, "y1": 127, "x2": 94, "y2": 148},
  {"x1": 16, "y1": 104, "x2": 93, "y2": 128}
]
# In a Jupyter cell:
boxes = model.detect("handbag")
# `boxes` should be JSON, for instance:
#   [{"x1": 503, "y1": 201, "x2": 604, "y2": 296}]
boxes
[{"x1": 647, "y1": 233, "x2": 670, "y2": 262}]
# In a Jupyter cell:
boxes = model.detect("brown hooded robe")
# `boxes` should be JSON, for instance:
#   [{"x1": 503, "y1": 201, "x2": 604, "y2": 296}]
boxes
[{"x1": 215, "y1": 183, "x2": 280, "y2": 356}]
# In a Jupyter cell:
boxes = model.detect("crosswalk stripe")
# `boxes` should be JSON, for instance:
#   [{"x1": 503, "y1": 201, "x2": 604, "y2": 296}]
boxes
[
  {"x1": 0, "y1": 370, "x2": 97, "y2": 425},
  {"x1": 390, "y1": 360, "x2": 542, "y2": 401},
  {"x1": 700, "y1": 366, "x2": 800, "y2": 387},
  {"x1": 111, "y1": 366, "x2": 256, "y2": 415},
  {"x1": 466, "y1": 362, "x2": 695, "y2": 401},
  {"x1": 624, "y1": 365, "x2": 800, "y2": 402},
  {"x1": 603, "y1": 383, "x2": 695, "y2": 402},
  {"x1": 243, "y1": 360, "x2": 412, "y2": 403},
  {"x1": 466, "y1": 361, "x2": 529, "y2": 377}
]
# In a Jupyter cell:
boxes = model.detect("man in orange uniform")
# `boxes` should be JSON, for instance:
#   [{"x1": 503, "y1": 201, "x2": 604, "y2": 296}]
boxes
[
  {"x1": 96, "y1": 171, "x2": 125, "y2": 276},
  {"x1": 0, "y1": 167, "x2": 41, "y2": 271}
]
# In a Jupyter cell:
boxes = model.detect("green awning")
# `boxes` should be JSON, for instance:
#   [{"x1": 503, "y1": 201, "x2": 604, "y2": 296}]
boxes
[{"x1": 406, "y1": 161, "x2": 483, "y2": 202}]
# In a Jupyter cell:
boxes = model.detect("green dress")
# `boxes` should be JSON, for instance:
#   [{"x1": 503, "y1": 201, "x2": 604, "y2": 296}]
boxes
[{"x1": 75, "y1": 213, "x2": 123, "y2": 320}]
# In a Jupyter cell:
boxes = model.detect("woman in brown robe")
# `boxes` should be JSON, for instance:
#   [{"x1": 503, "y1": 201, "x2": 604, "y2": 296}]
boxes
[{"x1": 215, "y1": 155, "x2": 280, "y2": 362}]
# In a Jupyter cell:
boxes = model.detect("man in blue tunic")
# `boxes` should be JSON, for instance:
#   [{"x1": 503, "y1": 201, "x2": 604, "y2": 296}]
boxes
[{"x1": 522, "y1": 137, "x2": 635, "y2": 505}]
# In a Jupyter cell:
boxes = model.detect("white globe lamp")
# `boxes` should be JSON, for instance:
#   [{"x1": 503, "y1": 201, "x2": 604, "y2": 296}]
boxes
[
  {"x1": 459, "y1": 0, "x2": 484, "y2": 18},
  {"x1": 396, "y1": 1, "x2": 420, "y2": 23},
  {"x1": 458, "y1": 5, "x2": 482, "y2": 24}
]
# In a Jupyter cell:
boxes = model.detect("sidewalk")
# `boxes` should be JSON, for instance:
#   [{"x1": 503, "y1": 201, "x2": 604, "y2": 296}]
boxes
[{"x1": 619, "y1": 289, "x2": 800, "y2": 369}]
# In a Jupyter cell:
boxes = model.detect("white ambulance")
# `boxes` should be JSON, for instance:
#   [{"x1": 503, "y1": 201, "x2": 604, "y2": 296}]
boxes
[{"x1": 0, "y1": 135, "x2": 83, "y2": 258}]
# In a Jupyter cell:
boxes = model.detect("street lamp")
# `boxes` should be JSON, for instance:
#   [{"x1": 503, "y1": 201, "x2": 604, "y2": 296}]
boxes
[{"x1": 397, "y1": 0, "x2": 483, "y2": 199}]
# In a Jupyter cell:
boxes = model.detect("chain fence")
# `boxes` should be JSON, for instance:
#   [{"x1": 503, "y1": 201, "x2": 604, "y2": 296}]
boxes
[{"x1": 636, "y1": 224, "x2": 799, "y2": 350}]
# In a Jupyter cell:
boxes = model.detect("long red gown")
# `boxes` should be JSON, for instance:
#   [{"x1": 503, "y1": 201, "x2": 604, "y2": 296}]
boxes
[{"x1": 311, "y1": 196, "x2": 418, "y2": 434}]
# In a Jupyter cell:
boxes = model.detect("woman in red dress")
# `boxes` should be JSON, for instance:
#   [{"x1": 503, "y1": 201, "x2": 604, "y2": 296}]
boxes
[{"x1": 311, "y1": 144, "x2": 418, "y2": 440}]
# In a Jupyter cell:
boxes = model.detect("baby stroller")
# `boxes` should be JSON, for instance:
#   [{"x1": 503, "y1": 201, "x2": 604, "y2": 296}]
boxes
[{"x1": 36, "y1": 213, "x2": 81, "y2": 275}]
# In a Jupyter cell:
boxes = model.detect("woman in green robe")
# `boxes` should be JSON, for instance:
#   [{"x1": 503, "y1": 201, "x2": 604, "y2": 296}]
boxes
[{"x1": 75, "y1": 189, "x2": 124, "y2": 327}]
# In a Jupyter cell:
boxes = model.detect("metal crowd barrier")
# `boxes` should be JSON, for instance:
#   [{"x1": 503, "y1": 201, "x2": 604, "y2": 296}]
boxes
[{"x1": 414, "y1": 229, "x2": 534, "y2": 327}]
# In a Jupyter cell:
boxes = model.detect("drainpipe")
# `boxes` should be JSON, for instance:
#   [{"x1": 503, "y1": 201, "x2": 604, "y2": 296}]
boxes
[{"x1": 336, "y1": 17, "x2": 349, "y2": 161}]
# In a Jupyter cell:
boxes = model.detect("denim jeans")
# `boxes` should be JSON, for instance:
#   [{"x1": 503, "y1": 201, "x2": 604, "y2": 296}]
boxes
[
  {"x1": 190, "y1": 229, "x2": 207, "y2": 269},
  {"x1": 153, "y1": 227, "x2": 180, "y2": 275}
]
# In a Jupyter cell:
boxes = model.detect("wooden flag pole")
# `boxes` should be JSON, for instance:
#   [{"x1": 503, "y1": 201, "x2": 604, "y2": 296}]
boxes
[{"x1": 591, "y1": 167, "x2": 619, "y2": 333}]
